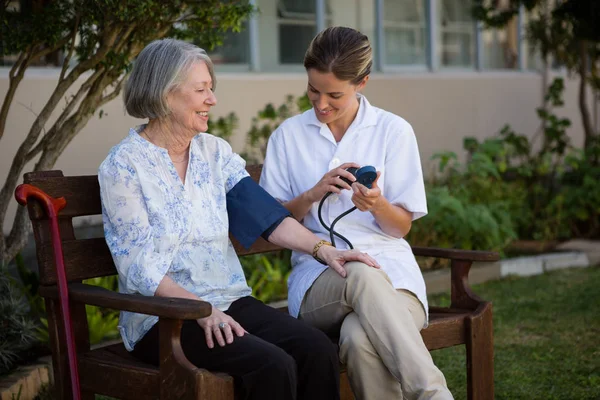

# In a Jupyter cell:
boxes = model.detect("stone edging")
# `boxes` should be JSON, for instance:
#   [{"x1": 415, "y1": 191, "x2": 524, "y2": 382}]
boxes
[
  {"x1": 424, "y1": 250, "x2": 594, "y2": 295},
  {"x1": 0, "y1": 364, "x2": 50, "y2": 400}
]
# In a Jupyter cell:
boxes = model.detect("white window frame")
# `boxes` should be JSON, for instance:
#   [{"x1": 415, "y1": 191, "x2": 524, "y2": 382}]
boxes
[
  {"x1": 272, "y1": 0, "x2": 332, "y2": 69},
  {"x1": 379, "y1": 0, "x2": 429, "y2": 72}
]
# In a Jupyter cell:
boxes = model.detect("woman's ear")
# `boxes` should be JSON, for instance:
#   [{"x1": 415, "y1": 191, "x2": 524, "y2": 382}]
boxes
[{"x1": 357, "y1": 75, "x2": 369, "y2": 91}]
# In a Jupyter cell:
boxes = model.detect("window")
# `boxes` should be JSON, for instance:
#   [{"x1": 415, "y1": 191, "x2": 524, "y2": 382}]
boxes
[
  {"x1": 481, "y1": 0, "x2": 518, "y2": 70},
  {"x1": 325, "y1": 0, "x2": 376, "y2": 60},
  {"x1": 207, "y1": 22, "x2": 250, "y2": 67},
  {"x1": 383, "y1": 0, "x2": 427, "y2": 66},
  {"x1": 523, "y1": 4, "x2": 551, "y2": 71},
  {"x1": 277, "y1": 0, "x2": 328, "y2": 64},
  {"x1": 437, "y1": 0, "x2": 475, "y2": 68},
  {"x1": 482, "y1": 23, "x2": 518, "y2": 69}
]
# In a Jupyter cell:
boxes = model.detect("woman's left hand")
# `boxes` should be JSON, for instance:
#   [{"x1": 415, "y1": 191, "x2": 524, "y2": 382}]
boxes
[
  {"x1": 317, "y1": 245, "x2": 380, "y2": 278},
  {"x1": 351, "y1": 171, "x2": 383, "y2": 212}
]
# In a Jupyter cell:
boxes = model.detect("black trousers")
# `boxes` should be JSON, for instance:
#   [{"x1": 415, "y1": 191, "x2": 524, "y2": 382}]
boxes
[{"x1": 131, "y1": 296, "x2": 340, "y2": 400}]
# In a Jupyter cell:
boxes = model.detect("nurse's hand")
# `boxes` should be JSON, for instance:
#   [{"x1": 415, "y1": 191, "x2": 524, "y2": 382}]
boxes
[
  {"x1": 317, "y1": 245, "x2": 380, "y2": 278},
  {"x1": 305, "y1": 162, "x2": 361, "y2": 203},
  {"x1": 351, "y1": 171, "x2": 383, "y2": 212}
]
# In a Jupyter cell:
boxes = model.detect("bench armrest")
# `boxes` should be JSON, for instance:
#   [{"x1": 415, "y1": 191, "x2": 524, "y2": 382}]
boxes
[
  {"x1": 412, "y1": 246, "x2": 499, "y2": 262},
  {"x1": 39, "y1": 283, "x2": 212, "y2": 320},
  {"x1": 412, "y1": 247, "x2": 499, "y2": 310}
]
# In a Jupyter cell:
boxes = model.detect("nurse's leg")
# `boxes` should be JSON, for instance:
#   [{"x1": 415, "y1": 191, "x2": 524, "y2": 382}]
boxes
[
  {"x1": 299, "y1": 267, "x2": 354, "y2": 336},
  {"x1": 340, "y1": 262, "x2": 453, "y2": 400},
  {"x1": 338, "y1": 312, "x2": 403, "y2": 400}
]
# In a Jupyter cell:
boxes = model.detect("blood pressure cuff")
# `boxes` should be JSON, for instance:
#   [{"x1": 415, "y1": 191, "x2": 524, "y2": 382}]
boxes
[{"x1": 226, "y1": 176, "x2": 291, "y2": 249}]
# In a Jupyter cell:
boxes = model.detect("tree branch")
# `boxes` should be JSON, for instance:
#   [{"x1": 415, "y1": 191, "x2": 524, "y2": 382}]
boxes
[
  {"x1": 112, "y1": 24, "x2": 138, "y2": 54},
  {"x1": 0, "y1": 66, "x2": 91, "y2": 228},
  {"x1": 1, "y1": 70, "x2": 113, "y2": 264},
  {"x1": 16, "y1": 22, "x2": 137, "y2": 171},
  {"x1": 0, "y1": 27, "x2": 79, "y2": 141},
  {"x1": 0, "y1": 47, "x2": 33, "y2": 142},
  {"x1": 1, "y1": 0, "x2": 256, "y2": 264},
  {"x1": 99, "y1": 76, "x2": 127, "y2": 106},
  {"x1": 26, "y1": 67, "x2": 106, "y2": 162},
  {"x1": 26, "y1": 22, "x2": 144, "y2": 163},
  {"x1": 66, "y1": 26, "x2": 120, "y2": 80},
  {"x1": 0, "y1": 27, "x2": 127, "y2": 222},
  {"x1": 29, "y1": 35, "x2": 71, "y2": 64},
  {"x1": 8, "y1": 49, "x2": 28, "y2": 79},
  {"x1": 60, "y1": 13, "x2": 81, "y2": 82},
  {"x1": 34, "y1": 86, "x2": 107, "y2": 171}
]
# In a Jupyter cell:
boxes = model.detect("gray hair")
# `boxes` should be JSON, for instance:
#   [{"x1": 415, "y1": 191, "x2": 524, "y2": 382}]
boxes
[{"x1": 124, "y1": 38, "x2": 216, "y2": 119}]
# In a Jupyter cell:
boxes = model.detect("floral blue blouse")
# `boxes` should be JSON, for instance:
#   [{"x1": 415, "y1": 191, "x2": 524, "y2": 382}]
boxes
[{"x1": 98, "y1": 125, "x2": 252, "y2": 351}]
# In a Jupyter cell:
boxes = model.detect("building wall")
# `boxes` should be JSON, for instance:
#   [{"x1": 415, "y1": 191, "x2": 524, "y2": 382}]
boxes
[{"x1": 0, "y1": 68, "x2": 594, "y2": 233}]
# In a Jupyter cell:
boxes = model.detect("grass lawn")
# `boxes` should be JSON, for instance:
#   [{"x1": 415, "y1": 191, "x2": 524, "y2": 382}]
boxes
[
  {"x1": 36, "y1": 266, "x2": 599, "y2": 400},
  {"x1": 430, "y1": 266, "x2": 600, "y2": 400}
]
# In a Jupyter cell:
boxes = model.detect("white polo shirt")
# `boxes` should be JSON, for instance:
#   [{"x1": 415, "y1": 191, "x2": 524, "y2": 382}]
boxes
[{"x1": 260, "y1": 94, "x2": 429, "y2": 326}]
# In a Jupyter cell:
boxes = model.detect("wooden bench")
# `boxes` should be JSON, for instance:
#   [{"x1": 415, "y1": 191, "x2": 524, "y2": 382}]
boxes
[{"x1": 17, "y1": 165, "x2": 497, "y2": 400}]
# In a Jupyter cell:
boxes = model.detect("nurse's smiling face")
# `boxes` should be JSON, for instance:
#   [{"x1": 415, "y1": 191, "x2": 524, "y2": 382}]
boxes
[{"x1": 306, "y1": 68, "x2": 368, "y2": 131}]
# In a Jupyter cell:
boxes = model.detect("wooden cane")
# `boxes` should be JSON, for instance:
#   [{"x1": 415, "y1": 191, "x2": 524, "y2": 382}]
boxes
[{"x1": 15, "y1": 183, "x2": 81, "y2": 400}]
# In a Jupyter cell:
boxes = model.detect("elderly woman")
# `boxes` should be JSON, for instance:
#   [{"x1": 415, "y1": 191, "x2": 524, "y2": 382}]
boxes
[{"x1": 98, "y1": 38, "x2": 379, "y2": 400}]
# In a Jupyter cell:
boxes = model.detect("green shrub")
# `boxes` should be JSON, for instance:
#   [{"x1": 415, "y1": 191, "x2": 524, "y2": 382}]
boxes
[
  {"x1": 240, "y1": 251, "x2": 291, "y2": 303},
  {"x1": 0, "y1": 269, "x2": 39, "y2": 375},
  {"x1": 553, "y1": 139, "x2": 600, "y2": 238},
  {"x1": 33, "y1": 383, "x2": 53, "y2": 400},
  {"x1": 242, "y1": 93, "x2": 311, "y2": 163},
  {"x1": 409, "y1": 145, "x2": 520, "y2": 267},
  {"x1": 207, "y1": 112, "x2": 238, "y2": 143},
  {"x1": 453, "y1": 77, "x2": 600, "y2": 241},
  {"x1": 15, "y1": 260, "x2": 120, "y2": 346},
  {"x1": 81, "y1": 276, "x2": 120, "y2": 344},
  {"x1": 409, "y1": 186, "x2": 517, "y2": 254}
]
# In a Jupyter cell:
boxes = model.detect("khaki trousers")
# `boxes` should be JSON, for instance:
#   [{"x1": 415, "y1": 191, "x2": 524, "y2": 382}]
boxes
[{"x1": 299, "y1": 262, "x2": 453, "y2": 400}]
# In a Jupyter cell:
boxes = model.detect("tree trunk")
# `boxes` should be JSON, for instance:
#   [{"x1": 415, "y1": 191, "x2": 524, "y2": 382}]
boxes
[
  {"x1": 0, "y1": 67, "x2": 126, "y2": 266},
  {"x1": 0, "y1": 26, "x2": 136, "y2": 265},
  {"x1": 578, "y1": 40, "x2": 596, "y2": 149},
  {"x1": 0, "y1": 17, "x2": 186, "y2": 265},
  {"x1": 541, "y1": 0, "x2": 551, "y2": 137}
]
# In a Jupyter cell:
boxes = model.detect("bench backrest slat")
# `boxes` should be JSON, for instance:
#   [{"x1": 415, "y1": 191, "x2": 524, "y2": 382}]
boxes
[
  {"x1": 24, "y1": 166, "x2": 284, "y2": 285},
  {"x1": 37, "y1": 238, "x2": 116, "y2": 284},
  {"x1": 24, "y1": 173, "x2": 102, "y2": 220}
]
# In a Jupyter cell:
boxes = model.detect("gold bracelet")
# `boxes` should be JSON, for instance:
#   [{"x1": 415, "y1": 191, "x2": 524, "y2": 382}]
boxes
[{"x1": 312, "y1": 239, "x2": 332, "y2": 265}]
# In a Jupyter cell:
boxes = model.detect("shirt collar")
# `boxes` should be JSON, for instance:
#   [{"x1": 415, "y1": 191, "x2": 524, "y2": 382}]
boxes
[{"x1": 129, "y1": 124, "x2": 169, "y2": 155}]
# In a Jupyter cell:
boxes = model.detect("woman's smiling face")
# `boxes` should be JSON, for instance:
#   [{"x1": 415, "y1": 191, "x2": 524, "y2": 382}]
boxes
[
  {"x1": 166, "y1": 61, "x2": 217, "y2": 134},
  {"x1": 306, "y1": 68, "x2": 367, "y2": 128}
]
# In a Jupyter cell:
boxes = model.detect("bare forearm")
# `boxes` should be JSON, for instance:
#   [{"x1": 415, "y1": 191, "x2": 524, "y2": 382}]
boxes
[
  {"x1": 267, "y1": 217, "x2": 320, "y2": 254},
  {"x1": 370, "y1": 198, "x2": 412, "y2": 238},
  {"x1": 155, "y1": 275, "x2": 202, "y2": 300},
  {"x1": 282, "y1": 191, "x2": 315, "y2": 222},
  {"x1": 268, "y1": 216, "x2": 382, "y2": 277}
]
